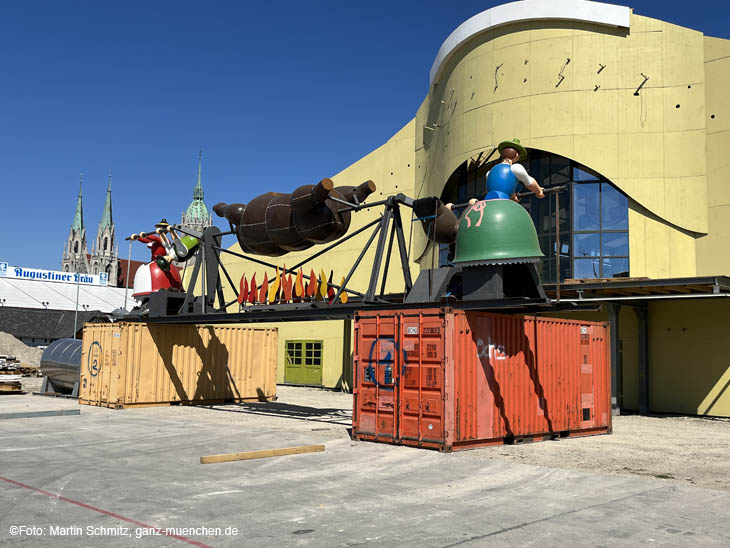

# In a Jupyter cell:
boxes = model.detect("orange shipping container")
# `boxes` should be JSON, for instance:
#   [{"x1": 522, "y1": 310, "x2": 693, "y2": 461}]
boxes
[
  {"x1": 80, "y1": 322, "x2": 277, "y2": 408},
  {"x1": 353, "y1": 309, "x2": 611, "y2": 451}
]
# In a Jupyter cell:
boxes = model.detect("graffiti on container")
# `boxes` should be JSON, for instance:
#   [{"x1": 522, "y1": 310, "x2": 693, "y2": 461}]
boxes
[
  {"x1": 87, "y1": 341, "x2": 103, "y2": 377},
  {"x1": 364, "y1": 337, "x2": 407, "y2": 391},
  {"x1": 476, "y1": 336, "x2": 506, "y2": 362}
]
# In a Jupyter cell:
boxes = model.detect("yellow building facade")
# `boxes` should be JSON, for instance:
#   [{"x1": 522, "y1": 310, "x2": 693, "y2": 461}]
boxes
[{"x1": 218, "y1": 0, "x2": 730, "y2": 416}]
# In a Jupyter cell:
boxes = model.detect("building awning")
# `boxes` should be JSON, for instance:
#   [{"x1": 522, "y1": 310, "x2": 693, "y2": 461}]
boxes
[{"x1": 543, "y1": 276, "x2": 730, "y2": 303}]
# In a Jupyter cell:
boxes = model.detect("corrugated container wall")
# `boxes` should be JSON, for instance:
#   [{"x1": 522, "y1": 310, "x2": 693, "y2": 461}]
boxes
[
  {"x1": 353, "y1": 309, "x2": 611, "y2": 451},
  {"x1": 80, "y1": 322, "x2": 277, "y2": 408}
]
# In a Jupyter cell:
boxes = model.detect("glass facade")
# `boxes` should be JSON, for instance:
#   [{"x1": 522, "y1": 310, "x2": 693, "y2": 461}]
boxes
[{"x1": 439, "y1": 151, "x2": 629, "y2": 282}]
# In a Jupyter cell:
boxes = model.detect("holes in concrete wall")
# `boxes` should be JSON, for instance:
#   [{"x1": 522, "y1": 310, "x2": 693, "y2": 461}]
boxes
[
  {"x1": 676, "y1": 104, "x2": 680, "y2": 109},
  {"x1": 711, "y1": 114, "x2": 716, "y2": 119}
]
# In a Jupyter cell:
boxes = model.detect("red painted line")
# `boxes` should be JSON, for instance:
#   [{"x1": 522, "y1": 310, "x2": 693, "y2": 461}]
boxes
[{"x1": 0, "y1": 476, "x2": 213, "y2": 548}]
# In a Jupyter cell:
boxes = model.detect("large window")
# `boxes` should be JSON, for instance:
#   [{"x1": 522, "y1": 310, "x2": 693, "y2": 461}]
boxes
[{"x1": 440, "y1": 151, "x2": 629, "y2": 282}]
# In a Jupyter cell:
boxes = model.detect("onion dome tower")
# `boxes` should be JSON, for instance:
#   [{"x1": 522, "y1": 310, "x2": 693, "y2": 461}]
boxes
[{"x1": 181, "y1": 151, "x2": 212, "y2": 234}]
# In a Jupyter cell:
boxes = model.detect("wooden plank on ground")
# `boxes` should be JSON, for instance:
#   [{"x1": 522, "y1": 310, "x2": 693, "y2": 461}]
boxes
[
  {"x1": 0, "y1": 409, "x2": 81, "y2": 420},
  {"x1": 200, "y1": 444, "x2": 325, "y2": 464}
]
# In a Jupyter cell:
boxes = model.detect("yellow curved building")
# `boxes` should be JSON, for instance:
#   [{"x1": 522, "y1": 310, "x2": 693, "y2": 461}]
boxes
[{"x1": 219, "y1": 0, "x2": 730, "y2": 417}]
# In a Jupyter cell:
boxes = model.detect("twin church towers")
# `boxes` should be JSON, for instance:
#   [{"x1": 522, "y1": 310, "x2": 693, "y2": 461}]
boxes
[{"x1": 61, "y1": 152, "x2": 212, "y2": 285}]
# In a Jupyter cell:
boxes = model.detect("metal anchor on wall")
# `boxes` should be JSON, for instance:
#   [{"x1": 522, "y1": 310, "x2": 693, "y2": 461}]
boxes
[
  {"x1": 494, "y1": 63, "x2": 504, "y2": 92},
  {"x1": 556, "y1": 58, "x2": 571, "y2": 88},
  {"x1": 634, "y1": 73, "x2": 649, "y2": 96}
]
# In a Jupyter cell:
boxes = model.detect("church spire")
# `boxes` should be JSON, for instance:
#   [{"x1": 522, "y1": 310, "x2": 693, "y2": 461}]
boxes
[
  {"x1": 181, "y1": 150, "x2": 212, "y2": 235},
  {"x1": 193, "y1": 150, "x2": 204, "y2": 200},
  {"x1": 71, "y1": 174, "x2": 84, "y2": 232},
  {"x1": 99, "y1": 171, "x2": 113, "y2": 230}
]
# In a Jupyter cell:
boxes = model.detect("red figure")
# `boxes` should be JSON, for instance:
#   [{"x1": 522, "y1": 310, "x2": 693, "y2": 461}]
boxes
[{"x1": 131, "y1": 219, "x2": 183, "y2": 299}]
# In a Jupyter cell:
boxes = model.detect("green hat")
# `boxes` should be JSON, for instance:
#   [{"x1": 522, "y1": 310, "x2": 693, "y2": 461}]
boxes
[{"x1": 498, "y1": 138, "x2": 527, "y2": 162}]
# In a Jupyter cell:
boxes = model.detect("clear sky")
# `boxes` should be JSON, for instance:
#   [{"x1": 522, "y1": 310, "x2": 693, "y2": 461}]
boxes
[{"x1": 1, "y1": 0, "x2": 728, "y2": 269}]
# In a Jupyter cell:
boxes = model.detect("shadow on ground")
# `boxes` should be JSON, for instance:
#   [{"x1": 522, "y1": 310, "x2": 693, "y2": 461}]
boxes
[{"x1": 207, "y1": 400, "x2": 352, "y2": 426}]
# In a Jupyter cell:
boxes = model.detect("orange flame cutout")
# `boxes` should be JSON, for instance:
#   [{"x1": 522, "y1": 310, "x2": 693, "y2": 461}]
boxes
[
  {"x1": 248, "y1": 273, "x2": 257, "y2": 304},
  {"x1": 268, "y1": 266, "x2": 281, "y2": 303},
  {"x1": 307, "y1": 269, "x2": 317, "y2": 298},
  {"x1": 259, "y1": 275, "x2": 269, "y2": 304},
  {"x1": 339, "y1": 276, "x2": 348, "y2": 304},
  {"x1": 294, "y1": 268, "x2": 304, "y2": 301},
  {"x1": 237, "y1": 274, "x2": 247, "y2": 305},
  {"x1": 283, "y1": 270, "x2": 293, "y2": 302}
]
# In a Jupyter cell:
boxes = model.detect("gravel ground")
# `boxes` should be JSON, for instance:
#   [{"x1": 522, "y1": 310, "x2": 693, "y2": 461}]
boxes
[
  {"x1": 464, "y1": 413, "x2": 730, "y2": 492},
  {"x1": 124, "y1": 386, "x2": 730, "y2": 492},
  {"x1": 11, "y1": 384, "x2": 729, "y2": 492}
]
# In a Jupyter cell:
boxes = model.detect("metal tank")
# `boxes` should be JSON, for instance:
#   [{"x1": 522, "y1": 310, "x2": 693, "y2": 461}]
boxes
[{"x1": 40, "y1": 338, "x2": 82, "y2": 392}]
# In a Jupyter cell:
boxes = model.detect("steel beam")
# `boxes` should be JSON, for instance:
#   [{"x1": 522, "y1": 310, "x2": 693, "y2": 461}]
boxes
[
  {"x1": 636, "y1": 305, "x2": 649, "y2": 415},
  {"x1": 607, "y1": 303, "x2": 622, "y2": 416}
]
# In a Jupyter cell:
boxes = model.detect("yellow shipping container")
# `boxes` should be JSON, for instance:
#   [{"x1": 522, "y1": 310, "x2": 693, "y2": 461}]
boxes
[{"x1": 80, "y1": 322, "x2": 277, "y2": 408}]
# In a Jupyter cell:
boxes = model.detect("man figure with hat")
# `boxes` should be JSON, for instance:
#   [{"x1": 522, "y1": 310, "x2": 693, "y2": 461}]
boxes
[
  {"x1": 484, "y1": 138, "x2": 544, "y2": 201},
  {"x1": 131, "y1": 219, "x2": 172, "y2": 260},
  {"x1": 130, "y1": 219, "x2": 183, "y2": 299}
]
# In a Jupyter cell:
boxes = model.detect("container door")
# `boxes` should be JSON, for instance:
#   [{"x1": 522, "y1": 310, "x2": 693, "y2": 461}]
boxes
[
  {"x1": 354, "y1": 315, "x2": 398, "y2": 441},
  {"x1": 398, "y1": 313, "x2": 447, "y2": 448}
]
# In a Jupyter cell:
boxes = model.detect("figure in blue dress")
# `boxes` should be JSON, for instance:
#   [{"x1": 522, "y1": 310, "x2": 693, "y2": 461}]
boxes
[{"x1": 484, "y1": 138, "x2": 544, "y2": 200}]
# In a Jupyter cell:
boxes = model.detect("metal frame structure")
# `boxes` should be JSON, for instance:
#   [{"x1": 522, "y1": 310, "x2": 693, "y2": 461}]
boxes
[{"x1": 126, "y1": 191, "x2": 566, "y2": 325}]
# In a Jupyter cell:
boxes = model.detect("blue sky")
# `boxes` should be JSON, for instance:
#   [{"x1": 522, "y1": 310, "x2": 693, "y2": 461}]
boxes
[{"x1": 1, "y1": 0, "x2": 727, "y2": 269}]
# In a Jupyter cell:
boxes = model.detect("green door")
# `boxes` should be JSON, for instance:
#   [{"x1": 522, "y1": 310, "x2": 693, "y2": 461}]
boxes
[{"x1": 285, "y1": 340, "x2": 323, "y2": 386}]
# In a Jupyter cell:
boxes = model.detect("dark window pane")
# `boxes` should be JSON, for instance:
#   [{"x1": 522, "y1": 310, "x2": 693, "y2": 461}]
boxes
[
  {"x1": 573, "y1": 183, "x2": 600, "y2": 231},
  {"x1": 550, "y1": 156, "x2": 571, "y2": 186},
  {"x1": 602, "y1": 232, "x2": 629, "y2": 256},
  {"x1": 533, "y1": 192, "x2": 553, "y2": 233},
  {"x1": 540, "y1": 234, "x2": 570, "y2": 259},
  {"x1": 573, "y1": 233, "x2": 601, "y2": 258},
  {"x1": 601, "y1": 183, "x2": 629, "y2": 230},
  {"x1": 602, "y1": 258, "x2": 630, "y2": 278},
  {"x1": 539, "y1": 259, "x2": 554, "y2": 283},
  {"x1": 555, "y1": 189, "x2": 571, "y2": 234},
  {"x1": 560, "y1": 257, "x2": 571, "y2": 282},
  {"x1": 531, "y1": 155, "x2": 551, "y2": 188},
  {"x1": 475, "y1": 172, "x2": 487, "y2": 199},
  {"x1": 574, "y1": 257, "x2": 601, "y2": 279},
  {"x1": 539, "y1": 258, "x2": 571, "y2": 283},
  {"x1": 573, "y1": 166, "x2": 599, "y2": 181},
  {"x1": 538, "y1": 234, "x2": 554, "y2": 258}
]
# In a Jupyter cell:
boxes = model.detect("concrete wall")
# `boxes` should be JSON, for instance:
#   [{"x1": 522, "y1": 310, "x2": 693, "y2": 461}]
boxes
[
  {"x1": 696, "y1": 37, "x2": 730, "y2": 275},
  {"x1": 649, "y1": 299, "x2": 730, "y2": 417}
]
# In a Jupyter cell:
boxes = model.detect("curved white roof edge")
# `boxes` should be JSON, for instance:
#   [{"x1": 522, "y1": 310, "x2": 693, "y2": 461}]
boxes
[{"x1": 429, "y1": 0, "x2": 631, "y2": 86}]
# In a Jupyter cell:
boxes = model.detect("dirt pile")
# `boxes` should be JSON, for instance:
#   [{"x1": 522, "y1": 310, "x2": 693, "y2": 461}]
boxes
[{"x1": 0, "y1": 332, "x2": 44, "y2": 366}]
